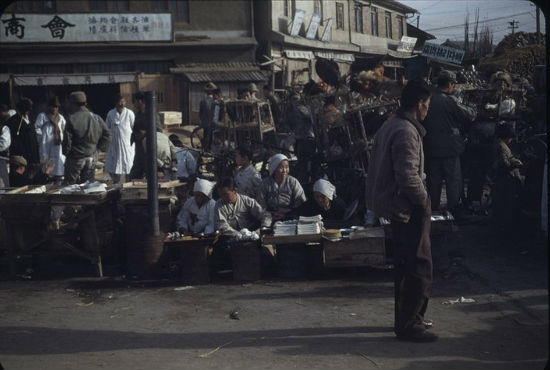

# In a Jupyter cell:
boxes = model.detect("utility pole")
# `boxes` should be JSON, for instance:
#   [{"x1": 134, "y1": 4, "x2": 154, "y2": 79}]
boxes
[
  {"x1": 535, "y1": 5, "x2": 541, "y2": 44},
  {"x1": 508, "y1": 20, "x2": 519, "y2": 35}
]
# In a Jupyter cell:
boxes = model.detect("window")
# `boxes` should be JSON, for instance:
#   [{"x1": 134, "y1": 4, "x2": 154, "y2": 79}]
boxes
[
  {"x1": 284, "y1": 0, "x2": 289, "y2": 17},
  {"x1": 354, "y1": 3, "x2": 363, "y2": 33},
  {"x1": 16, "y1": 0, "x2": 56, "y2": 12},
  {"x1": 336, "y1": 2, "x2": 344, "y2": 30},
  {"x1": 385, "y1": 11, "x2": 392, "y2": 39},
  {"x1": 88, "y1": 0, "x2": 108, "y2": 11},
  {"x1": 397, "y1": 15, "x2": 404, "y2": 39},
  {"x1": 313, "y1": 0, "x2": 323, "y2": 24},
  {"x1": 370, "y1": 7, "x2": 378, "y2": 36},
  {"x1": 151, "y1": 0, "x2": 189, "y2": 22},
  {"x1": 112, "y1": 0, "x2": 130, "y2": 12}
]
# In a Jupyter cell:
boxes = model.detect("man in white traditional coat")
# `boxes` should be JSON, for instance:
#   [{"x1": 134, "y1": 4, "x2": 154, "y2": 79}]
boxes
[
  {"x1": 34, "y1": 96, "x2": 66, "y2": 183},
  {"x1": 177, "y1": 178, "x2": 216, "y2": 235},
  {"x1": 104, "y1": 94, "x2": 135, "y2": 183}
]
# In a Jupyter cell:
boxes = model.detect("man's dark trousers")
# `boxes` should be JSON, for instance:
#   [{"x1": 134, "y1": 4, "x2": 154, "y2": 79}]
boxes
[
  {"x1": 390, "y1": 202, "x2": 432, "y2": 334},
  {"x1": 426, "y1": 156, "x2": 461, "y2": 211}
]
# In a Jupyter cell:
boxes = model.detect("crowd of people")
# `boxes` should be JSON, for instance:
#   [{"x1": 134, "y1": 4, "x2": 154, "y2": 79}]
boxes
[{"x1": 0, "y1": 62, "x2": 545, "y2": 343}]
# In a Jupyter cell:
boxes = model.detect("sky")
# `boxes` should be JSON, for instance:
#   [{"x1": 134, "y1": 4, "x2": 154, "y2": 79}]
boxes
[{"x1": 399, "y1": 0, "x2": 546, "y2": 44}]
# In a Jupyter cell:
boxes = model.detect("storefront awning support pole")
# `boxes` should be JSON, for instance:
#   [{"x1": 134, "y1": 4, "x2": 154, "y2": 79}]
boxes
[{"x1": 145, "y1": 91, "x2": 160, "y2": 236}]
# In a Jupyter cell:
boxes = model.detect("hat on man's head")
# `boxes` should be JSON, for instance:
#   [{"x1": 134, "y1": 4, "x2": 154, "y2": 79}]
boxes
[
  {"x1": 0, "y1": 104, "x2": 9, "y2": 112},
  {"x1": 205, "y1": 82, "x2": 217, "y2": 92},
  {"x1": 69, "y1": 91, "x2": 87, "y2": 104},
  {"x1": 248, "y1": 83, "x2": 259, "y2": 93},
  {"x1": 10, "y1": 155, "x2": 27, "y2": 167},
  {"x1": 437, "y1": 70, "x2": 457, "y2": 85},
  {"x1": 48, "y1": 96, "x2": 61, "y2": 107}
]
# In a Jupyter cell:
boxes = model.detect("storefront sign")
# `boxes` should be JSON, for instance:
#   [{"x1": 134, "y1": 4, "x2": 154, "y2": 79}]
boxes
[
  {"x1": 0, "y1": 13, "x2": 172, "y2": 43},
  {"x1": 397, "y1": 36, "x2": 417, "y2": 53},
  {"x1": 306, "y1": 13, "x2": 321, "y2": 39},
  {"x1": 422, "y1": 42, "x2": 465, "y2": 65},
  {"x1": 290, "y1": 9, "x2": 306, "y2": 37},
  {"x1": 321, "y1": 18, "x2": 333, "y2": 42}
]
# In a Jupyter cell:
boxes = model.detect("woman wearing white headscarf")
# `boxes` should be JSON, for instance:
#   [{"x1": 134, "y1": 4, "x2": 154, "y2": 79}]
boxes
[
  {"x1": 294, "y1": 178, "x2": 347, "y2": 222},
  {"x1": 177, "y1": 178, "x2": 217, "y2": 235},
  {"x1": 259, "y1": 153, "x2": 306, "y2": 221}
]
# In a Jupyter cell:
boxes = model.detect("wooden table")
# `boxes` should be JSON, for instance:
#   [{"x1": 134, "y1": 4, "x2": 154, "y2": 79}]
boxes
[
  {"x1": 0, "y1": 185, "x2": 120, "y2": 278},
  {"x1": 262, "y1": 233, "x2": 323, "y2": 278},
  {"x1": 164, "y1": 236, "x2": 217, "y2": 284},
  {"x1": 322, "y1": 227, "x2": 386, "y2": 268}
]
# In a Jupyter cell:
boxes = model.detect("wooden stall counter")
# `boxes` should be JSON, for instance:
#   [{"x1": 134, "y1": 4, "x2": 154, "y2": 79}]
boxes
[
  {"x1": 164, "y1": 235, "x2": 217, "y2": 284},
  {"x1": 323, "y1": 227, "x2": 386, "y2": 268},
  {"x1": 0, "y1": 184, "x2": 121, "y2": 278}
]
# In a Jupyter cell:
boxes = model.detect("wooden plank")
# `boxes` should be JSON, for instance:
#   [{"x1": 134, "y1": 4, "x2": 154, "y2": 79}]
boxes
[
  {"x1": 323, "y1": 237, "x2": 386, "y2": 267},
  {"x1": 262, "y1": 233, "x2": 322, "y2": 245},
  {"x1": 164, "y1": 236, "x2": 216, "y2": 248}
]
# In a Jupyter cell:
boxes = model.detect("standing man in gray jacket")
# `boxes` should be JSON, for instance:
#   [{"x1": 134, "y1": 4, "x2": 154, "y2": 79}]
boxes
[
  {"x1": 365, "y1": 79, "x2": 436, "y2": 342},
  {"x1": 63, "y1": 91, "x2": 111, "y2": 184}
]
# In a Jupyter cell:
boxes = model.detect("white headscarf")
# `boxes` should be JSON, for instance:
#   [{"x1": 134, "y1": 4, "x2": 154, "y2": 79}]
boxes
[
  {"x1": 268, "y1": 153, "x2": 289, "y2": 176},
  {"x1": 193, "y1": 179, "x2": 216, "y2": 198},
  {"x1": 313, "y1": 179, "x2": 336, "y2": 200}
]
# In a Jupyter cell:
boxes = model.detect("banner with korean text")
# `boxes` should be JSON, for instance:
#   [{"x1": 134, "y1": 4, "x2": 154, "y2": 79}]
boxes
[{"x1": 0, "y1": 13, "x2": 172, "y2": 43}]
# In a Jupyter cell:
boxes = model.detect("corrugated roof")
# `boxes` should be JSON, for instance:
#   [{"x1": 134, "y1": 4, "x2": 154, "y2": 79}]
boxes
[
  {"x1": 181, "y1": 70, "x2": 267, "y2": 83},
  {"x1": 170, "y1": 62, "x2": 261, "y2": 73}
]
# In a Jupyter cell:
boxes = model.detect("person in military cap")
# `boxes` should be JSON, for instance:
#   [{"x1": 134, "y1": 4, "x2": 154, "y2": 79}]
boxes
[
  {"x1": 422, "y1": 70, "x2": 476, "y2": 217},
  {"x1": 63, "y1": 91, "x2": 111, "y2": 184}
]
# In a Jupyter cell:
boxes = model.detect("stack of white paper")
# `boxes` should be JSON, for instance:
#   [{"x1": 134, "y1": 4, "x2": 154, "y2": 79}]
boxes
[{"x1": 273, "y1": 220, "x2": 297, "y2": 236}]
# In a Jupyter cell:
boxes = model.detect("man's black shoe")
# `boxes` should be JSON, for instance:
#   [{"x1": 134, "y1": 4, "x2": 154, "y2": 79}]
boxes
[
  {"x1": 396, "y1": 329, "x2": 438, "y2": 343},
  {"x1": 422, "y1": 319, "x2": 433, "y2": 329}
]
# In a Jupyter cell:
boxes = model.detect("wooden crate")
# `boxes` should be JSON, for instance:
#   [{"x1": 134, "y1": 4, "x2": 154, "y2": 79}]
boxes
[
  {"x1": 121, "y1": 180, "x2": 185, "y2": 200},
  {"x1": 231, "y1": 241, "x2": 262, "y2": 281},
  {"x1": 159, "y1": 111, "x2": 182, "y2": 127},
  {"x1": 323, "y1": 229, "x2": 386, "y2": 267}
]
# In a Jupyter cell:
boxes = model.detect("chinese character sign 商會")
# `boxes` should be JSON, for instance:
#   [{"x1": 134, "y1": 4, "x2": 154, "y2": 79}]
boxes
[{"x1": 0, "y1": 13, "x2": 172, "y2": 43}]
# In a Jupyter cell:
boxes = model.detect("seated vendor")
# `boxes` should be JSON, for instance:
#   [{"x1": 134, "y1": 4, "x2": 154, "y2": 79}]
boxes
[
  {"x1": 215, "y1": 177, "x2": 271, "y2": 239},
  {"x1": 9, "y1": 155, "x2": 30, "y2": 187},
  {"x1": 259, "y1": 153, "x2": 306, "y2": 221},
  {"x1": 234, "y1": 145, "x2": 262, "y2": 201},
  {"x1": 293, "y1": 178, "x2": 347, "y2": 223},
  {"x1": 173, "y1": 138, "x2": 197, "y2": 182},
  {"x1": 177, "y1": 178, "x2": 216, "y2": 235}
]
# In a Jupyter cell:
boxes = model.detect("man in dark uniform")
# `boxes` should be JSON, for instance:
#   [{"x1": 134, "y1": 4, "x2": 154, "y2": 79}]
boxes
[
  {"x1": 366, "y1": 79, "x2": 436, "y2": 342},
  {"x1": 63, "y1": 91, "x2": 111, "y2": 184},
  {"x1": 422, "y1": 70, "x2": 476, "y2": 215}
]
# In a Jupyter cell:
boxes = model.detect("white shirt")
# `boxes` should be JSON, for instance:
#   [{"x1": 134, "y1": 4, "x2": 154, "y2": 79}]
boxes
[
  {"x1": 235, "y1": 164, "x2": 262, "y2": 201},
  {"x1": 177, "y1": 197, "x2": 216, "y2": 234},
  {"x1": 0, "y1": 125, "x2": 10, "y2": 155},
  {"x1": 105, "y1": 107, "x2": 135, "y2": 175},
  {"x1": 176, "y1": 148, "x2": 197, "y2": 179},
  {"x1": 34, "y1": 112, "x2": 66, "y2": 176}
]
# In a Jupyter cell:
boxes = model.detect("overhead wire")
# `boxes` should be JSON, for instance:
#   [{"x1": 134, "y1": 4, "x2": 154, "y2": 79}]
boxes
[{"x1": 424, "y1": 11, "x2": 532, "y2": 31}]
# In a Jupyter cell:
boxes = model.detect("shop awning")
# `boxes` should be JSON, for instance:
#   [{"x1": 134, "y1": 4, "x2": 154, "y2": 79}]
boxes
[
  {"x1": 284, "y1": 50, "x2": 315, "y2": 60},
  {"x1": 12, "y1": 72, "x2": 137, "y2": 86},
  {"x1": 314, "y1": 51, "x2": 355, "y2": 62},
  {"x1": 170, "y1": 62, "x2": 267, "y2": 83}
]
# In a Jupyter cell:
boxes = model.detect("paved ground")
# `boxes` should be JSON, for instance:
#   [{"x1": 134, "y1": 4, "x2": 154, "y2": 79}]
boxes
[{"x1": 0, "y1": 215, "x2": 548, "y2": 370}]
